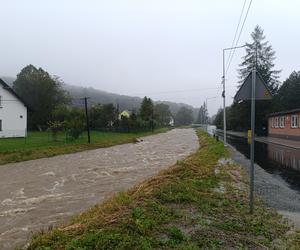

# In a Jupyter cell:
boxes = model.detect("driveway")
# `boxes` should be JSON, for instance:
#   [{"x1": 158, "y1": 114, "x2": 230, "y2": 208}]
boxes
[{"x1": 0, "y1": 128, "x2": 198, "y2": 249}]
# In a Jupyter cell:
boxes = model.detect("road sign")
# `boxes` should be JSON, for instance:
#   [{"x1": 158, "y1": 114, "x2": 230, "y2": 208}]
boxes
[
  {"x1": 234, "y1": 71, "x2": 272, "y2": 101},
  {"x1": 234, "y1": 70, "x2": 272, "y2": 213}
]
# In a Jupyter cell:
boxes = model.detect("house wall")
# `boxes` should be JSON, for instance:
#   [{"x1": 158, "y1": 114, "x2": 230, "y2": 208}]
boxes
[
  {"x1": 0, "y1": 86, "x2": 27, "y2": 138},
  {"x1": 118, "y1": 110, "x2": 130, "y2": 119},
  {"x1": 268, "y1": 112, "x2": 300, "y2": 140}
]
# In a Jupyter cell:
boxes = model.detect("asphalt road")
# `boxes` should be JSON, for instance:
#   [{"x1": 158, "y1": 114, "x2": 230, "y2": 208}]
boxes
[{"x1": 0, "y1": 128, "x2": 199, "y2": 249}]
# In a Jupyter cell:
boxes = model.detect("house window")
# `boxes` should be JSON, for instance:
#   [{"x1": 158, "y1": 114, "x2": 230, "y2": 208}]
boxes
[
  {"x1": 0, "y1": 120, "x2": 2, "y2": 131},
  {"x1": 271, "y1": 117, "x2": 275, "y2": 128},
  {"x1": 275, "y1": 117, "x2": 279, "y2": 128},
  {"x1": 291, "y1": 115, "x2": 299, "y2": 128},
  {"x1": 279, "y1": 116, "x2": 285, "y2": 128}
]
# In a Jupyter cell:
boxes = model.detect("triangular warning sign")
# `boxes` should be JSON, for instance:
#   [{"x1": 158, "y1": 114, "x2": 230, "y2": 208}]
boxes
[{"x1": 234, "y1": 71, "x2": 272, "y2": 101}]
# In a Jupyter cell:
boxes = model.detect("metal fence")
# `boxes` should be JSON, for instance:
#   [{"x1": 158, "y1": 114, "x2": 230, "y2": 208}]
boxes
[{"x1": 0, "y1": 131, "x2": 88, "y2": 153}]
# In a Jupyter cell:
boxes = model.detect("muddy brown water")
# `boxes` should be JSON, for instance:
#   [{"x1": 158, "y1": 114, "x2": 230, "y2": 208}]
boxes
[{"x1": 0, "y1": 128, "x2": 198, "y2": 249}]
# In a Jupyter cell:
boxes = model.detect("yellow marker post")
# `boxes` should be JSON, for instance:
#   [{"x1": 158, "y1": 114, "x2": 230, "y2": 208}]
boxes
[{"x1": 247, "y1": 130, "x2": 251, "y2": 144}]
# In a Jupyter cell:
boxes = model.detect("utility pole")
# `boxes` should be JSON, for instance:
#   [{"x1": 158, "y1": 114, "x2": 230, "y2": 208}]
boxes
[
  {"x1": 222, "y1": 49, "x2": 226, "y2": 145},
  {"x1": 151, "y1": 106, "x2": 154, "y2": 133},
  {"x1": 84, "y1": 97, "x2": 91, "y2": 144},
  {"x1": 222, "y1": 45, "x2": 246, "y2": 145},
  {"x1": 205, "y1": 99, "x2": 208, "y2": 126}
]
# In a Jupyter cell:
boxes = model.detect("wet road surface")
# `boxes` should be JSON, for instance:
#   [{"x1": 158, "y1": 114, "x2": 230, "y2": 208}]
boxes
[
  {"x1": 223, "y1": 134, "x2": 300, "y2": 228},
  {"x1": 0, "y1": 128, "x2": 198, "y2": 249}
]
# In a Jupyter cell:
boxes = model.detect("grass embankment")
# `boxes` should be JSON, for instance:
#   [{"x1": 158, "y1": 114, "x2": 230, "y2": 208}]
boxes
[
  {"x1": 28, "y1": 130, "x2": 300, "y2": 249},
  {"x1": 0, "y1": 129, "x2": 169, "y2": 165}
]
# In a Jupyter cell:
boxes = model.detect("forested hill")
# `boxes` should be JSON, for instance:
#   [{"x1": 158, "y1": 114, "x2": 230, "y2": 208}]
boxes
[
  {"x1": 64, "y1": 84, "x2": 198, "y2": 118},
  {"x1": 2, "y1": 76, "x2": 198, "y2": 118}
]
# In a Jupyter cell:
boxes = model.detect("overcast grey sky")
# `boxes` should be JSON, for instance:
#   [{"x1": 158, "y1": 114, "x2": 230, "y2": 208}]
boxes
[{"x1": 1, "y1": 0, "x2": 299, "y2": 115}]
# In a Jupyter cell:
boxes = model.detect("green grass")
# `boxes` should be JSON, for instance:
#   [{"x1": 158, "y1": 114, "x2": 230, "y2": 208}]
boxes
[
  {"x1": 27, "y1": 130, "x2": 300, "y2": 249},
  {"x1": 0, "y1": 129, "x2": 169, "y2": 165}
]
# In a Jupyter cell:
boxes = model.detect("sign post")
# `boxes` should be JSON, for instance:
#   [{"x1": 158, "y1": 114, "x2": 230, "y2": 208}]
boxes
[
  {"x1": 234, "y1": 70, "x2": 272, "y2": 213},
  {"x1": 249, "y1": 68, "x2": 256, "y2": 213}
]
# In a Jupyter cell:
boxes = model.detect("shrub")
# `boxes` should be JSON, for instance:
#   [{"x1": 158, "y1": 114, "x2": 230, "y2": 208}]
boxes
[
  {"x1": 48, "y1": 120, "x2": 65, "y2": 141},
  {"x1": 66, "y1": 119, "x2": 85, "y2": 140},
  {"x1": 65, "y1": 108, "x2": 86, "y2": 140}
]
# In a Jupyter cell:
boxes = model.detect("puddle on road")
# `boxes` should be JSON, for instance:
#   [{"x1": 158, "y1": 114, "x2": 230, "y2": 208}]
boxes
[{"x1": 225, "y1": 134, "x2": 300, "y2": 192}]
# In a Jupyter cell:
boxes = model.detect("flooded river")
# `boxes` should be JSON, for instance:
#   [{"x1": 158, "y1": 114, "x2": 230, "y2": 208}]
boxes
[{"x1": 0, "y1": 129, "x2": 198, "y2": 249}]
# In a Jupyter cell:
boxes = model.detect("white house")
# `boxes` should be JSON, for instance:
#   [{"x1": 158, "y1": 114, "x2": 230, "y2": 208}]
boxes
[
  {"x1": 118, "y1": 110, "x2": 132, "y2": 120},
  {"x1": 169, "y1": 116, "x2": 175, "y2": 126},
  {"x1": 0, "y1": 78, "x2": 27, "y2": 138}
]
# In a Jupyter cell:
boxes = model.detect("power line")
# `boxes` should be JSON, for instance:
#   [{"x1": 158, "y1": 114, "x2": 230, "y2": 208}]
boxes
[
  {"x1": 132, "y1": 85, "x2": 237, "y2": 96},
  {"x1": 226, "y1": 0, "x2": 247, "y2": 69},
  {"x1": 226, "y1": 0, "x2": 253, "y2": 74}
]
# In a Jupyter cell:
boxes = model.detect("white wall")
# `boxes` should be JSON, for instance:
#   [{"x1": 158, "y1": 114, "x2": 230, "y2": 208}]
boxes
[{"x1": 0, "y1": 86, "x2": 27, "y2": 138}]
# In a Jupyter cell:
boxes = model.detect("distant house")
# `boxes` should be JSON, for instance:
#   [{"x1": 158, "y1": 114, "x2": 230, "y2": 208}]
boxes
[
  {"x1": 0, "y1": 78, "x2": 27, "y2": 138},
  {"x1": 119, "y1": 110, "x2": 132, "y2": 119},
  {"x1": 268, "y1": 108, "x2": 300, "y2": 140}
]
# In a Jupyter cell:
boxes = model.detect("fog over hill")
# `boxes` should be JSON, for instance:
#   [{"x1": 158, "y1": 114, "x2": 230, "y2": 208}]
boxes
[
  {"x1": 64, "y1": 84, "x2": 198, "y2": 118},
  {"x1": 1, "y1": 76, "x2": 198, "y2": 119}
]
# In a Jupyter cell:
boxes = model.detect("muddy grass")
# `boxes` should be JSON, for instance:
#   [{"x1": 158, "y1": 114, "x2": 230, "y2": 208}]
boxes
[{"x1": 27, "y1": 130, "x2": 300, "y2": 249}]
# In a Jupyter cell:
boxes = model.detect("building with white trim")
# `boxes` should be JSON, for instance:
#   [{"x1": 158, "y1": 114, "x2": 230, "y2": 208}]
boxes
[
  {"x1": 268, "y1": 109, "x2": 300, "y2": 141},
  {"x1": 0, "y1": 78, "x2": 27, "y2": 138}
]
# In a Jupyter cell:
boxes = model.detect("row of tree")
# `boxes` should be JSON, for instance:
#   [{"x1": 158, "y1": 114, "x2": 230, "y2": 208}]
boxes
[
  {"x1": 11, "y1": 66, "x2": 195, "y2": 137},
  {"x1": 214, "y1": 25, "x2": 300, "y2": 135}
]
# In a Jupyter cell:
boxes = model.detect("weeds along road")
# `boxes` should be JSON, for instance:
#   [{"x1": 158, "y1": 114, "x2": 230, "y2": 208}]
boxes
[{"x1": 0, "y1": 128, "x2": 198, "y2": 250}]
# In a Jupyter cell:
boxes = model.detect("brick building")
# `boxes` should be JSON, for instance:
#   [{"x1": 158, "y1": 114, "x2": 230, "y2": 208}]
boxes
[{"x1": 268, "y1": 108, "x2": 300, "y2": 140}]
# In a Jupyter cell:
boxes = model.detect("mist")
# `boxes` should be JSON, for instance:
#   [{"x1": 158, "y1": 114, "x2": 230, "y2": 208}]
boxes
[{"x1": 1, "y1": 0, "x2": 300, "y2": 116}]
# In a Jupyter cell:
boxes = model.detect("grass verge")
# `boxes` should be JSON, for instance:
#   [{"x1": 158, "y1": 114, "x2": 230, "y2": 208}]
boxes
[
  {"x1": 27, "y1": 130, "x2": 300, "y2": 249},
  {"x1": 0, "y1": 128, "x2": 169, "y2": 165}
]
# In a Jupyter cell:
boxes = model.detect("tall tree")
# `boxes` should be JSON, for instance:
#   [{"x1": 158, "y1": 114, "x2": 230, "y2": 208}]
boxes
[
  {"x1": 175, "y1": 107, "x2": 193, "y2": 126},
  {"x1": 238, "y1": 25, "x2": 280, "y2": 94},
  {"x1": 274, "y1": 71, "x2": 300, "y2": 111},
  {"x1": 229, "y1": 26, "x2": 280, "y2": 134},
  {"x1": 139, "y1": 96, "x2": 153, "y2": 121},
  {"x1": 196, "y1": 102, "x2": 208, "y2": 124},
  {"x1": 154, "y1": 103, "x2": 171, "y2": 126},
  {"x1": 90, "y1": 103, "x2": 117, "y2": 129},
  {"x1": 213, "y1": 108, "x2": 223, "y2": 129},
  {"x1": 13, "y1": 65, "x2": 69, "y2": 129}
]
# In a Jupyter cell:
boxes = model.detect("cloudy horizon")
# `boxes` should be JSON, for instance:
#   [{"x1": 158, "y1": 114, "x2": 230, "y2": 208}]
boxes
[{"x1": 1, "y1": 0, "x2": 299, "y2": 116}]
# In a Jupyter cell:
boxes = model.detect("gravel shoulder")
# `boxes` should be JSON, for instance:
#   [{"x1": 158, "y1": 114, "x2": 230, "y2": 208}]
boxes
[
  {"x1": 229, "y1": 145, "x2": 300, "y2": 228},
  {"x1": 0, "y1": 128, "x2": 198, "y2": 250}
]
